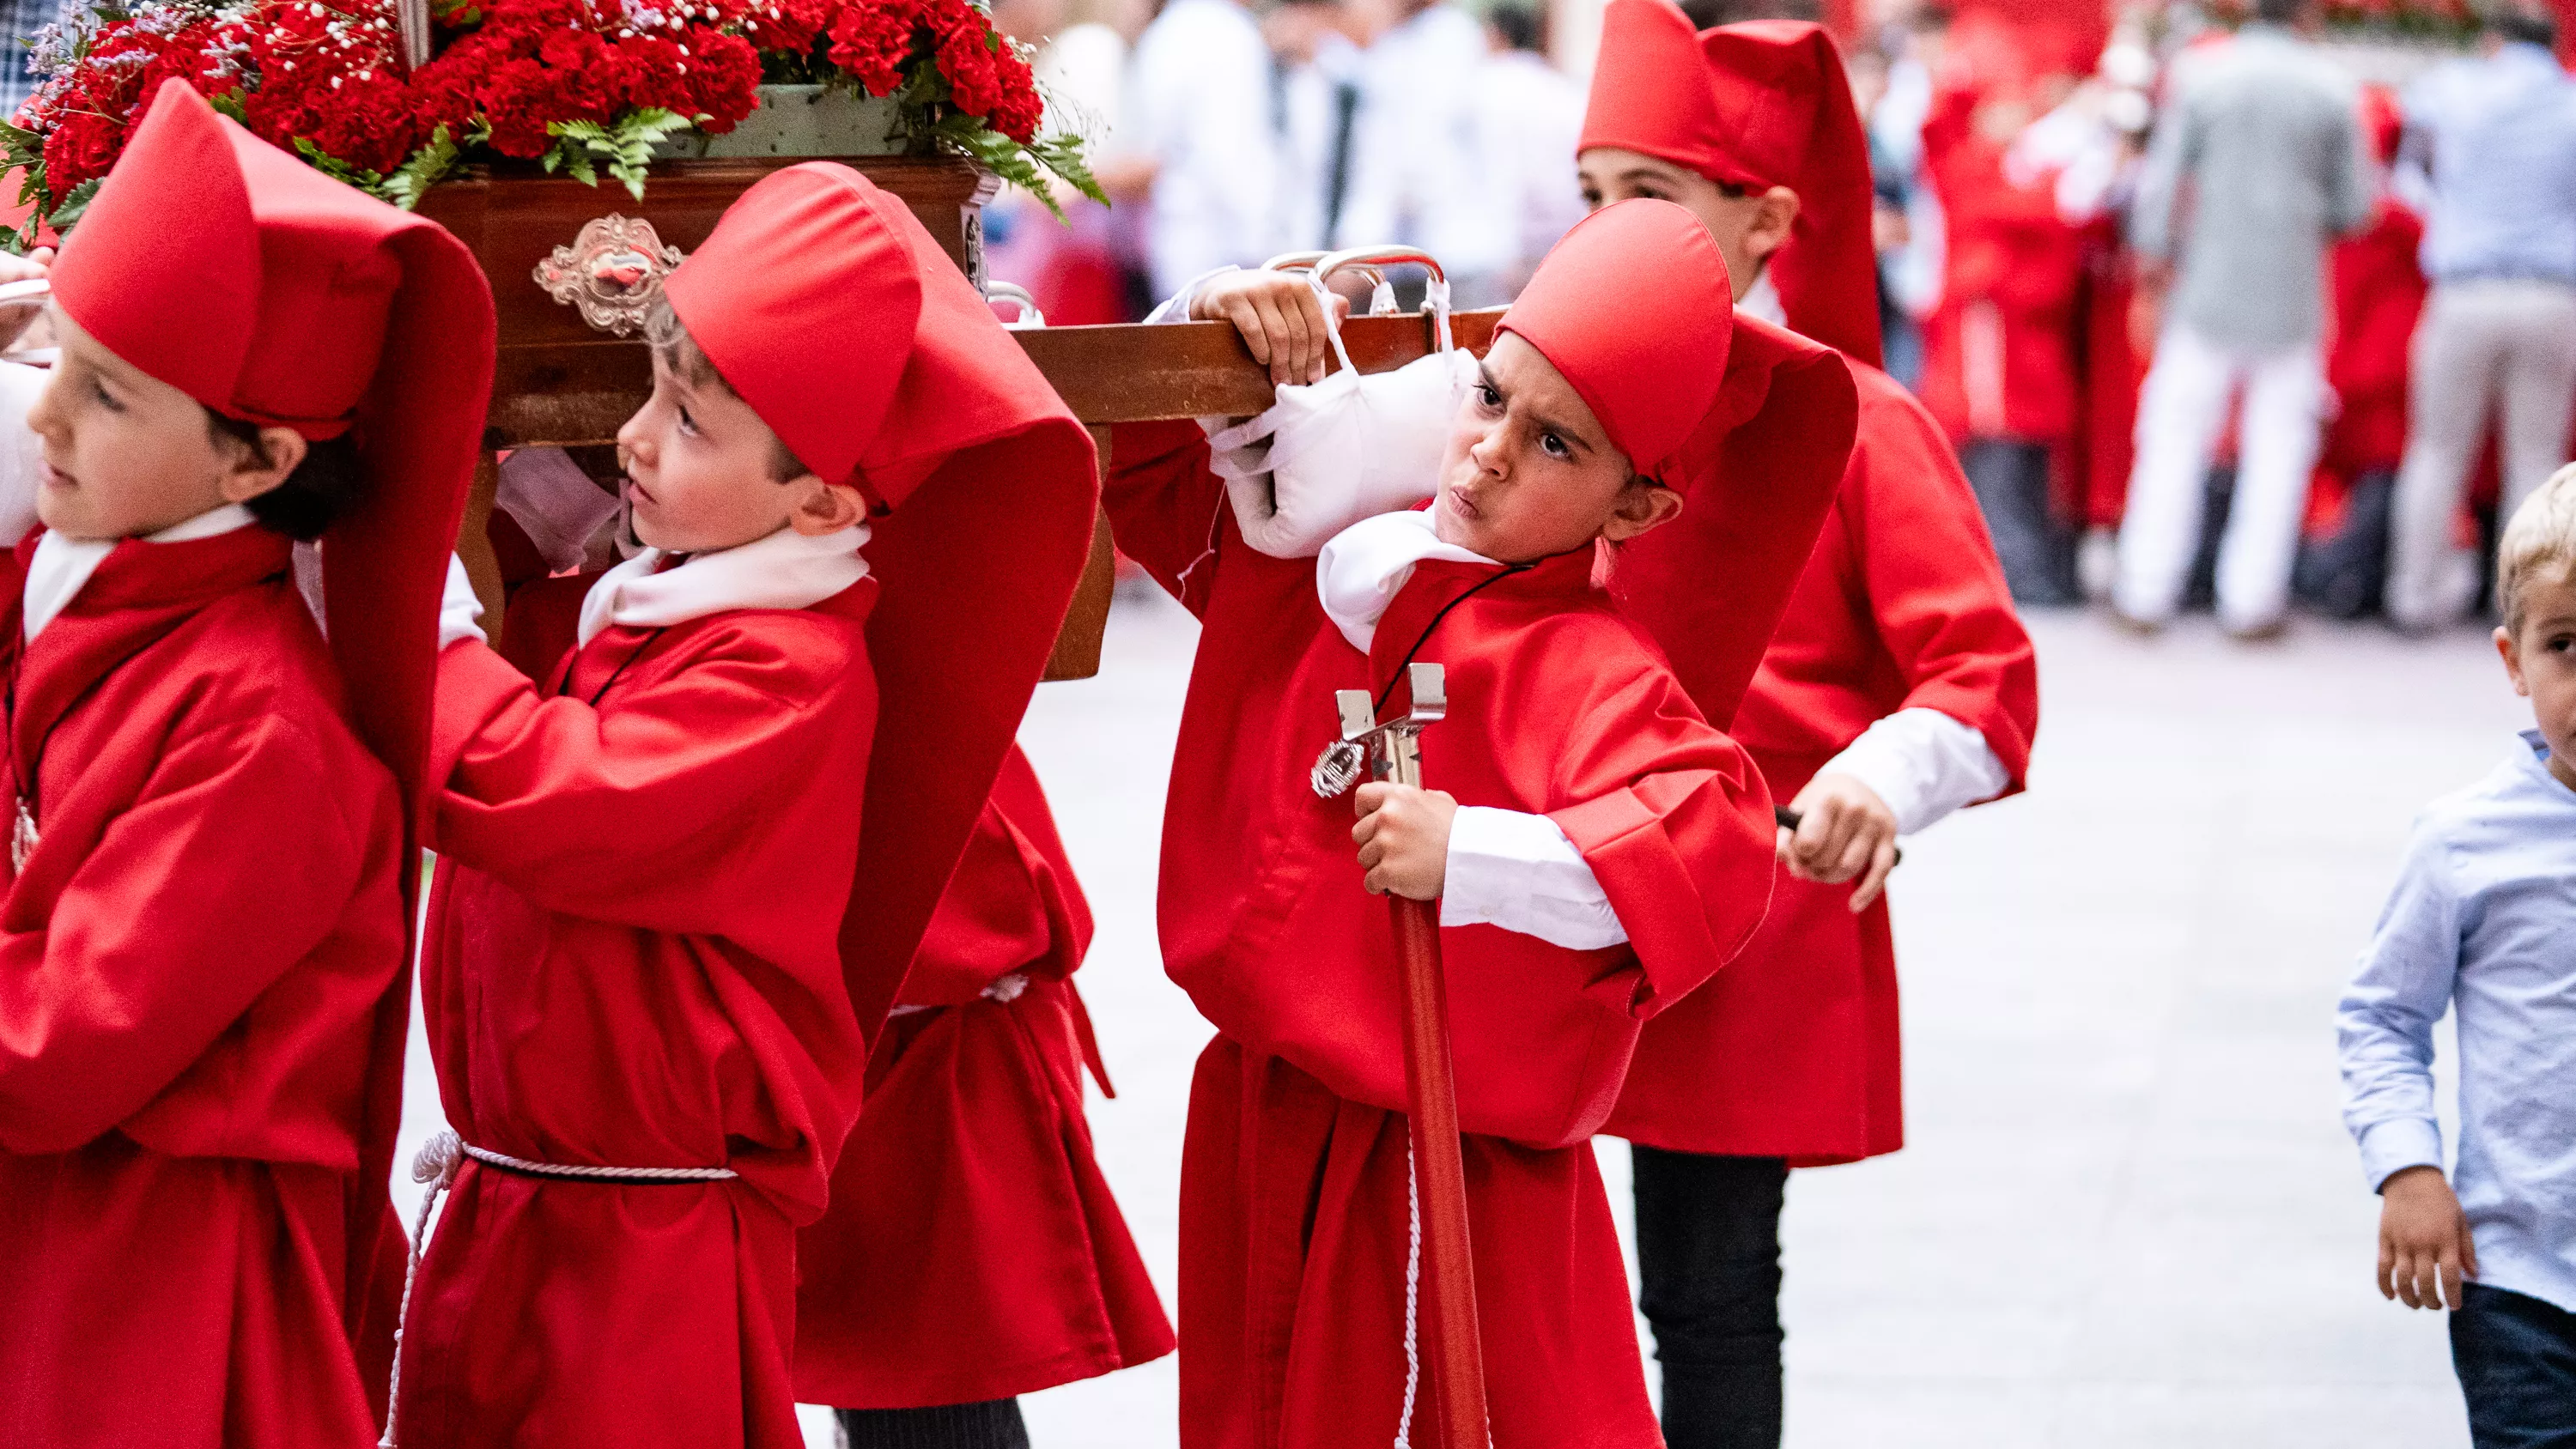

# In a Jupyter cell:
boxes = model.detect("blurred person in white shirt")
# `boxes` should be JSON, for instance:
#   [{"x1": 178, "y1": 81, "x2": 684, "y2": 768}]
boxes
[
  {"x1": 1267, "y1": 0, "x2": 1376, "y2": 253},
  {"x1": 1121, "y1": 0, "x2": 1282, "y2": 296},
  {"x1": 1473, "y1": 3, "x2": 1586, "y2": 298},
  {"x1": 1338, "y1": 0, "x2": 1512, "y2": 301}
]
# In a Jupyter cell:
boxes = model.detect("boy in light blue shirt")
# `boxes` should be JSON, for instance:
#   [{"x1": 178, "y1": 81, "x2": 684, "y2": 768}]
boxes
[{"x1": 2338, "y1": 463, "x2": 2576, "y2": 1446}]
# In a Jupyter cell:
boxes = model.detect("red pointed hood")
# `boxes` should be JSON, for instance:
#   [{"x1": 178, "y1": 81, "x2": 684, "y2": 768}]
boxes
[
  {"x1": 1500, "y1": 198, "x2": 1858, "y2": 729},
  {"x1": 1578, "y1": 0, "x2": 1883, "y2": 367},
  {"x1": 661, "y1": 161, "x2": 1100, "y2": 1045},
  {"x1": 49, "y1": 76, "x2": 495, "y2": 1391}
]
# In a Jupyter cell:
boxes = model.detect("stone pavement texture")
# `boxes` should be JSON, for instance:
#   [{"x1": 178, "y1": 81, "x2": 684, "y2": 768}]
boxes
[{"x1": 397, "y1": 586, "x2": 2520, "y2": 1446}]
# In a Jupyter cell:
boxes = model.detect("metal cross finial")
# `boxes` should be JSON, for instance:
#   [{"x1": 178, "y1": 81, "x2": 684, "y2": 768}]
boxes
[{"x1": 1311, "y1": 663, "x2": 1446, "y2": 797}]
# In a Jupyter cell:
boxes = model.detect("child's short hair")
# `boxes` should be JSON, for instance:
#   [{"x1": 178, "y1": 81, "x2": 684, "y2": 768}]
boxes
[
  {"x1": 642, "y1": 298, "x2": 812, "y2": 484},
  {"x1": 2499, "y1": 463, "x2": 2576, "y2": 636},
  {"x1": 204, "y1": 413, "x2": 361, "y2": 541}
]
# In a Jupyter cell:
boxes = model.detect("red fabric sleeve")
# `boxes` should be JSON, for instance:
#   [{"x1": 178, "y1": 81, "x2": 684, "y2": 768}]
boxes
[
  {"x1": 0, "y1": 716, "x2": 377, "y2": 1154},
  {"x1": 428, "y1": 629, "x2": 875, "y2": 934},
  {"x1": 1546, "y1": 664, "x2": 1777, "y2": 1020},
  {"x1": 1103, "y1": 420, "x2": 1231, "y2": 617},
  {"x1": 1847, "y1": 382, "x2": 2041, "y2": 792}
]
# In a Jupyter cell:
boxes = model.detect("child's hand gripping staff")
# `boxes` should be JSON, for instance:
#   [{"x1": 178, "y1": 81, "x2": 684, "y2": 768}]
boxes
[{"x1": 1316, "y1": 662, "x2": 1489, "y2": 1449}]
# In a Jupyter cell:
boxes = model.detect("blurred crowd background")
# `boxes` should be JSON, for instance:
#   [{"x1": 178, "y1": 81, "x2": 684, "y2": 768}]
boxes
[{"x1": 975, "y1": 0, "x2": 2576, "y2": 640}]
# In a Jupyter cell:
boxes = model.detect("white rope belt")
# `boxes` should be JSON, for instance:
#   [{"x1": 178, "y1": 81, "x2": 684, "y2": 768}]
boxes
[{"x1": 377, "y1": 1130, "x2": 738, "y2": 1446}]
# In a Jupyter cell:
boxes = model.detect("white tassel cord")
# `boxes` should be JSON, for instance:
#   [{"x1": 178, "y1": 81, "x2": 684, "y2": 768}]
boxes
[
  {"x1": 1393, "y1": 1120, "x2": 1425, "y2": 1449},
  {"x1": 375, "y1": 1130, "x2": 739, "y2": 1446}
]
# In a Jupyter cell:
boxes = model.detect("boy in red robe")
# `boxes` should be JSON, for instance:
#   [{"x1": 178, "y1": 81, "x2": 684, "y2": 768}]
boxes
[
  {"x1": 0, "y1": 81, "x2": 494, "y2": 1448},
  {"x1": 386, "y1": 164, "x2": 1099, "y2": 1447},
  {"x1": 1915, "y1": 72, "x2": 2090, "y2": 604},
  {"x1": 795, "y1": 743, "x2": 1176, "y2": 1445},
  {"x1": 1575, "y1": 8, "x2": 2039, "y2": 1445},
  {"x1": 1107, "y1": 199, "x2": 1858, "y2": 1447}
]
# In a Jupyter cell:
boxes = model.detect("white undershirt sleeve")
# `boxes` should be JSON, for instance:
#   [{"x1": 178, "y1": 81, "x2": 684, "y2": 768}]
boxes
[
  {"x1": 1820, "y1": 706, "x2": 2011, "y2": 838},
  {"x1": 1440, "y1": 805, "x2": 1628, "y2": 950}
]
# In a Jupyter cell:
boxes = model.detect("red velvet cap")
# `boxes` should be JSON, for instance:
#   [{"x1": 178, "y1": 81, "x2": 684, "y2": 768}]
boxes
[
  {"x1": 1578, "y1": 0, "x2": 1884, "y2": 367},
  {"x1": 1503, "y1": 198, "x2": 1859, "y2": 730},
  {"x1": 662, "y1": 163, "x2": 1100, "y2": 1045},
  {"x1": 50, "y1": 77, "x2": 495, "y2": 1386}
]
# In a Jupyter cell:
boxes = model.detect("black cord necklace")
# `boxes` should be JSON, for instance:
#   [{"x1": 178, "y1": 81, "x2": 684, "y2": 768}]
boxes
[{"x1": 1367, "y1": 548, "x2": 1584, "y2": 715}]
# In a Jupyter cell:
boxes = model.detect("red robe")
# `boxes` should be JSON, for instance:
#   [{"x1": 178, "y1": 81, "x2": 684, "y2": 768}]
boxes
[
  {"x1": 1608, "y1": 367, "x2": 2038, "y2": 1164},
  {"x1": 1917, "y1": 85, "x2": 2087, "y2": 449},
  {"x1": 794, "y1": 744, "x2": 1176, "y2": 1408},
  {"x1": 398, "y1": 584, "x2": 879, "y2": 1449},
  {"x1": 1106, "y1": 421, "x2": 1777, "y2": 1447},
  {"x1": 2318, "y1": 198, "x2": 2426, "y2": 497},
  {"x1": 0, "y1": 525, "x2": 405, "y2": 1448}
]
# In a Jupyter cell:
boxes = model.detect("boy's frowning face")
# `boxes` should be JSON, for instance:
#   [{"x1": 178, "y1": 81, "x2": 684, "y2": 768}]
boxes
[
  {"x1": 25, "y1": 306, "x2": 301, "y2": 542},
  {"x1": 616, "y1": 336, "x2": 859, "y2": 554},
  {"x1": 1431, "y1": 332, "x2": 1679, "y2": 564}
]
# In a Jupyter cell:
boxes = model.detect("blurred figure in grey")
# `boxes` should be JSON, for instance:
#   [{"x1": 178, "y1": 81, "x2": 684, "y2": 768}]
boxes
[
  {"x1": 1471, "y1": 3, "x2": 1584, "y2": 297},
  {"x1": 1122, "y1": 0, "x2": 1281, "y2": 296},
  {"x1": 2113, "y1": 0, "x2": 2369, "y2": 638},
  {"x1": 2383, "y1": 4, "x2": 2576, "y2": 632}
]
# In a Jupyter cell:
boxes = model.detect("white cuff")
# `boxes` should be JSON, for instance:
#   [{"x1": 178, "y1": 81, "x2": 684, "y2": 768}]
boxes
[
  {"x1": 1441, "y1": 805, "x2": 1628, "y2": 950},
  {"x1": 2358, "y1": 1118, "x2": 2445, "y2": 1193},
  {"x1": 1145, "y1": 265, "x2": 1242, "y2": 325},
  {"x1": 439, "y1": 553, "x2": 487, "y2": 650},
  {"x1": 1821, "y1": 707, "x2": 2011, "y2": 837}
]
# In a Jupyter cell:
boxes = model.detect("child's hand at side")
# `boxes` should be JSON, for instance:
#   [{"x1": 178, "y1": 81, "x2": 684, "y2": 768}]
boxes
[
  {"x1": 2378, "y1": 1165, "x2": 2479, "y2": 1309},
  {"x1": 1189, "y1": 270, "x2": 1344, "y2": 387},
  {"x1": 1352, "y1": 783, "x2": 1455, "y2": 900},
  {"x1": 1777, "y1": 771, "x2": 1899, "y2": 912}
]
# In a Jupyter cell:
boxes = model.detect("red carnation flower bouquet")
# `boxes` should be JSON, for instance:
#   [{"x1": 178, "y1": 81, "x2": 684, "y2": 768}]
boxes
[{"x1": 2, "y1": 0, "x2": 1097, "y2": 244}]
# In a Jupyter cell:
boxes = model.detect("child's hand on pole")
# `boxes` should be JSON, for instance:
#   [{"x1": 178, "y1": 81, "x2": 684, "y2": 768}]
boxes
[
  {"x1": 1352, "y1": 782, "x2": 1455, "y2": 900},
  {"x1": 2378, "y1": 1166, "x2": 2479, "y2": 1309},
  {"x1": 1777, "y1": 772, "x2": 1899, "y2": 912},
  {"x1": 1189, "y1": 270, "x2": 1344, "y2": 387}
]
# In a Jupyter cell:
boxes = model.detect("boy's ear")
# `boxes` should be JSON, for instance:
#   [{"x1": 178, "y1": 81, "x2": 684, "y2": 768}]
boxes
[
  {"x1": 2498, "y1": 625, "x2": 2531, "y2": 698},
  {"x1": 216, "y1": 424, "x2": 307, "y2": 506},
  {"x1": 786, "y1": 475, "x2": 866, "y2": 537},
  {"x1": 1747, "y1": 185, "x2": 1802, "y2": 269},
  {"x1": 1600, "y1": 482, "x2": 1683, "y2": 544}
]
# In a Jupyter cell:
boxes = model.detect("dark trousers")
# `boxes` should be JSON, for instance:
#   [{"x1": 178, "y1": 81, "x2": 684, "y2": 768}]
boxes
[
  {"x1": 2453, "y1": 1282, "x2": 2576, "y2": 1448},
  {"x1": 1960, "y1": 438, "x2": 2077, "y2": 606},
  {"x1": 838, "y1": 1400, "x2": 1029, "y2": 1449},
  {"x1": 1631, "y1": 1145, "x2": 1789, "y2": 1449}
]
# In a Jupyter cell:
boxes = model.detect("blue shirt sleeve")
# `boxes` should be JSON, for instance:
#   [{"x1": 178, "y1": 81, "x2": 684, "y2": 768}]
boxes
[{"x1": 2337, "y1": 815, "x2": 2463, "y2": 1191}]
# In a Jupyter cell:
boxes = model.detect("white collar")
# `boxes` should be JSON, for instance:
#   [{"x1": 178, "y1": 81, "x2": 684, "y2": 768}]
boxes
[
  {"x1": 577, "y1": 521, "x2": 872, "y2": 647},
  {"x1": 23, "y1": 502, "x2": 258, "y2": 644},
  {"x1": 1740, "y1": 270, "x2": 1786, "y2": 328},
  {"x1": 1315, "y1": 507, "x2": 1490, "y2": 652}
]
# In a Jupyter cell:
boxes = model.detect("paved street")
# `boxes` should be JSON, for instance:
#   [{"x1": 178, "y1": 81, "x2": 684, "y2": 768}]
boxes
[{"x1": 399, "y1": 585, "x2": 2518, "y2": 1446}]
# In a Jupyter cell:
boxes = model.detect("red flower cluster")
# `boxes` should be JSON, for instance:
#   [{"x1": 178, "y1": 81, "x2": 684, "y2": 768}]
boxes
[
  {"x1": 244, "y1": 1, "x2": 422, "y2": 174},
  {"x1": 18, "y1": 1, "x2": 431, "y2": 192},
  {"x1": 13, "y1": 0, "x2": 1051, "y2": 220},
  {"x1": 412, "y1": 0, "x2": 759, "y2": 157},
  {"x1": 783, "y1": 0, "x2": 1042, "y2": 143}
]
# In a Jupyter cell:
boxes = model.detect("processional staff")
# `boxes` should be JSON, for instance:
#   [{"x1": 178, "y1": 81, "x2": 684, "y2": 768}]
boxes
[{"x1": 1313, "y1": 661, "x2": 1490, "y2": 1449}]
